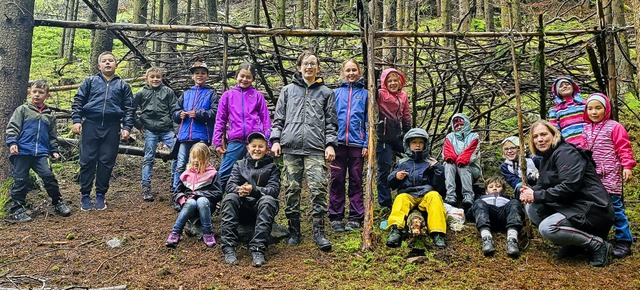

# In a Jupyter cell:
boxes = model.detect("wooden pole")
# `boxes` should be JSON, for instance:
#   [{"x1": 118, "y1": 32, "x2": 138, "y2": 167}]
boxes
[{"x1": 537, "y1": 14, "x2": 546, "y2": 119}]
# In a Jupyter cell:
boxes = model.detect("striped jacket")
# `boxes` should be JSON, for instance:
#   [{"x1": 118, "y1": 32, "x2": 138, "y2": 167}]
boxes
[
  {"x1": 5, "y1": 103, "x2": 59, "y2": 157},
  {"x1": 548, "y1": 78, "x2": 585, "y2": 146}
]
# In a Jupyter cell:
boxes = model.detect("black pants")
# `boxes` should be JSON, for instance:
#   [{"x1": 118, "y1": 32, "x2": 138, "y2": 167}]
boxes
[
  {"x1": 78, "y1": 119, "x2": 120, "y2": 195},
  {"x1": 220, "y1": 193, "x2": 279, "y2": 253},
  {"x1": 10, "y1": 155, "x2": 61, "y2": 212},
  {"x1": 472, "y1": 199, "x2": 524, "y2": 232}
]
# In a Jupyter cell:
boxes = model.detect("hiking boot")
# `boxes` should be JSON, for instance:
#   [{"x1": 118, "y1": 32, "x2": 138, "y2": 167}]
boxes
[
  {"x1": 166, "y1": 231, "x2": 180, "y2": 248},
  {"x1": 481, "y1": 236, "x2": 496, "y2": 256},
  {"x1": 557, "y1": 245, "x2": 582, "y2": 258},
  {"x1": 142, "y1": 187, "x2": 154, "y2": 202},
  {"x1": 331, "y1": 220, "x2": 344, "y2": 233},
  {"x1": 613, "y1": 241, "x2": 632, "y2": 258},
  {"x1": 9, "y1": 207, "x2": 32, "y2": 223},
  {"x1": 251, "y1": 251, "x2": 266, "y2": 267},
  {"x1": 222, "y1": 247, "x2": 238, "y2": 265},
  {"x1": 462, "y1": 194, "x2": 474, "y2": 210},
  {"x1": 386, "y1": 225, "x2": 402, "y2": 248},
  {"x1": 80, "y1": 194, "x2": 93, "y2": 211},
  {"x1": 506, "y1": 238, "x2": 520, "y2": 258},
  {"x1": 94, "y1": 194, "x2": 107, "y2": 210},
  {"x1": 203, "y1": 233, "x2": 216, "y2": 247},
  {"x1": 589, "y1": 241, "x2": 612, "y2": 267},
  {"x1": 312, "y1": 220, "x2": 332, "y2": 252},
  {"x1": 432, "y1": 233, "x2": 447, "y2": 248},
  {"x1": 53, "y1": 200, "x2": 71, "y2": 217},
  {"x1": 344, "y1": 221, "x2": 361, "y2": 231},
  {"x1": 287, "y1": 217, "x2": 302, "y2": 246},
  {"x1": 444, "y1": 195, "x2": 457, "y2": 206}
]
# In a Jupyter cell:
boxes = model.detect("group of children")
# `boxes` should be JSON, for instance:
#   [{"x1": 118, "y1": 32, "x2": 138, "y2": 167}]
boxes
[{"x1": 5, "y1": 50, "x2": 636, "y2": 267}]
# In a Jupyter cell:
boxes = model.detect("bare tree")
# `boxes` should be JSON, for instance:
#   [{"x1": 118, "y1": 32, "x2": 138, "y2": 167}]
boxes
[
  {"x1": 476, "y1": 0, "x2": 483, "y2": 18},
  {"x1": 510, "y1": 0, "x2": 521, "y2": 31},
  {"x1": 500, "y1": 0, "x2": 509, "y2": 29},
  {"x1": 310, "y1": 0, "x2": 319, "y2": 28},
  {"x1": 133, "y1": 0, "x2": 148, "y2": 52},
  {"x1": 295, "y1": 0, "x2": 304, "y2": 27},
  {"x1": 636, "y1": 0, "x2": 640, "y2": 94},
  {"x1": 396, "y1": 0, "x2": 405, "y2": 64},
  {"x1": 90, "y1": 0, "x2": 118, "y2": 73},
  {"x1": 442, "y1": 0, "x2": 452, "y2": 32},
  {"x1": 459, "y1": 0, "x2": 470, "y2": 31},
  {"x1": 253, "y1": 0, "x2": 260, "y2": 25},
  {"x1": 612, "y1": 0, "x2": 634, "y2": 96},
  {"x1": 162, "y1": 0, "x2": 178, "y2": 58},
  {"x1": 208, "y1": 0, "x2": 218, "y2": 22},
  {"x1": 276, "y1": 0, "x2": 286, "y2": 28},
  {"x1": 484, "y1": 0, "x2": 494, "y2": 31},
  {"x1": 383, "y1": 0, "x2": 397, "y2": 64}
]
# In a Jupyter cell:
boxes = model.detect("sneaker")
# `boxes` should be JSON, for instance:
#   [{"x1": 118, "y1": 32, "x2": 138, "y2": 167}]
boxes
[
  {"x1": 203, "y1": 233, "x2": 216, "y2": 247},
  {"x1": 344, "y1": 221, "x2": 361, "y2": 231},
  {"x1": 142, "y1": 187, "x2": 154, "y2": 202},
  {"x1": 251, "y1": 251, "x2": 266, "y2": 267},
  {"x1": 506, "y1": 238, "x2": 520, "y2": 257},
  {"x1": 80, "y1": 195, "x2": 93, "y2": 211},
  {"x1": 481, "y1": 236, "x2": 496, "y2": 256},
  {"x1": 331, "y1": 220, "x2": 345, "y2": 233},
  {"x1": 432, "y1": 233, "x2": 447, "y2": 248},
  {"x1": 94, "y1": 194, "x2": 107, "y2": 210},
  {"x1": 386, "y1": 225, "x2": 402, "y2": 248},
  {"x1": 53, "y1": 200, "x2": 71, "y2": 217},
  {"x1": 444, "y1": 195, "x2": 457, "y2": 206},
  {"x1": 166, "y1": 231, "x2": 180, "y2": 248},
  {"x1": 222, "y1": 247, "x2": 238, "y2": 265},
  {"x1": 589, "y1": 241, "x2": 613, "y2": 267},
  {"x1": 613, "y1": 241, "x2": 632, "y2": 258},
  {"x1": 9, "y1": 207, "x2": 32, "y2": 222}
]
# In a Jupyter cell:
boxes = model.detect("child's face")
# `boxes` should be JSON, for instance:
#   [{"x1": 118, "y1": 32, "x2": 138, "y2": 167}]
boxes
[
  {"x1": 343, "y1": 61, "x2": 361, "y2": 83},
  {"x1": 30, "y1": 86, "x2": 49, "y2": 107},
  {"x1": 587, "y1": 100, "x2": 606, "y2": 123},
  {"x1": 409, "y1": 138, "x2": 425, "y2": 152},
  {"x1": 486, "y1": 181, "x2": 503, "y2": 194},
  {"x1": 298, "y1": 55, "x2": 320, "y2": 82},
  {"x1": 385, "y1": 73, "x2": 401, "y2": 93},
  {"x1": 98, "y1": 54, "x2": 117, "y2": 77},
  {"x1": 502, "y1": 141, "x2": 519, "y2": 161},
  {"x1": 191, "y1": 68, "x2": 209, "y2": 86},
  {"x1": 189, "y1": 158, "x2": 200, "y2": 170},
  {"x1": 146, "y1": 71, "x2": 163, "y2": 88},
  {"x1": 453, "y1": 118, "x2": 465, "y2": 132},
  {"x1": 236, "y1": 69, "x2": 254, "y2": 89},
  {"x1": 557, "y1": 81, "x2": 574, "y2": 98},
  {"x1": 246, "y1": 139, "x2": 268, "y2": 160}
]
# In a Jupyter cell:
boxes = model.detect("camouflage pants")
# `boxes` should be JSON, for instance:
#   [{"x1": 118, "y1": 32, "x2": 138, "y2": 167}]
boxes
[{"x1": 282, "y1": 154, "x2": 328, "y2": 220}]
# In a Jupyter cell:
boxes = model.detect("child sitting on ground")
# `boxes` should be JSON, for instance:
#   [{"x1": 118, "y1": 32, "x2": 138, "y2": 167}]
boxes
[
  {"x1": 470, "y1": 176, "x2": 524, "y2": 257},
  {"x1": 548, "y1": 76, "x2": 586, "y2": 146},
  {"x1": 166, "y1": 143, "x2": 222, "y2": 248},
  {"x1": 443, "y1": 113, "x2": 481, "y2": 210},
  {"x1": 385, "y1": 128, "x2": 447, "y2": 249},
  {"x1": 499, "y1": 136, "x2": 539, "y2": 196},
  {"x1": 219, "y1": 132, "x2": 280, "y2": 267}
]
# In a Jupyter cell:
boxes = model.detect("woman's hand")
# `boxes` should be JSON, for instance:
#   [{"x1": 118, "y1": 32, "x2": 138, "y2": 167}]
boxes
[{"x1": 519, "y1": 186, "x2": 535, "y2": 204}]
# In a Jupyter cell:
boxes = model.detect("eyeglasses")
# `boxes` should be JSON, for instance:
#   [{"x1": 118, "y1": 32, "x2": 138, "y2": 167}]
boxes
[
  {"x1": 302, "y1": 62, "x2": 318, "y2": 68},
  {"x1": 503, "y1": 146, "x2": 518, "y2": 152}
]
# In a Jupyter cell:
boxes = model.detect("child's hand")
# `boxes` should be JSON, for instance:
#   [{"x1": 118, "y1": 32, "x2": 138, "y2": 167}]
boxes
[
  {"x1": 361, "y1": 148, "x2": 368, "y2": 158},
  {"x1": 325, "y1": 146, "x2": 335, "y2": 161},
  {"x1": 72, "y1": 123, "x2": 82, "y2": 134},
  {"x1": 52, "y1": 152, "x2": 60, "y2": 160},
  {"x1": 623, "y1": 169, "x2": 633, "y2": 182},
  {"x1": 121, "y1": 130, "x2": 130, "y2": 140},
  {"x1": 271, "y1": 143, "x2": 281, "y2": 157},
  {"x1": 187, "y1": 110, "x2": 197, "y2": 118},
  {"x1": 215, "y1": 146, "x2": 226, "y2": 154},
  {"x1": 427, "y1": 157, "x2": 438, "y2": 167},
  {"x1": 9, "y1": 145, "x2": 18, "y2": 154},
  {"x1": 396, "y1": 170, "x2": 409, "y2": 180},
  {"x1": 180, "y1": 111, "x2": 187, "y2": 119}
]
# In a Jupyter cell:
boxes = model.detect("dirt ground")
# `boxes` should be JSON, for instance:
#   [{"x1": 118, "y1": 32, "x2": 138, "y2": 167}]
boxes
[{"x1": 1, "y1": 155, "x2": 640, "y2": 289}]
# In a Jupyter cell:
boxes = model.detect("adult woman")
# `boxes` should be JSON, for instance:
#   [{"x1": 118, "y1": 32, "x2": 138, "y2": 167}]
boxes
[{"x1": 520, "y1": 120, "x2": 614, "y2": 267}]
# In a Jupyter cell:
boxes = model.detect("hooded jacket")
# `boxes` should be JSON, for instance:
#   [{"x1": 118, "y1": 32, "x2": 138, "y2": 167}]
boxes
[
  {"x1": 213, "y1": 85, "x2": 271, "y2": 148},
  {"x1": 225, "y1": 154, "x2": 280, "y2": 199},
  {"x1": 172, "y1": 85, "x2": 218, "y2": 143},
  {"x1": 6, "y1": 103, "x2": 59, "y2": 157},
  {"x1": 548, "y1": 77, "x2": 586, "y2": 146},
  {"x1": 133, "y1": 84, "x2": 177, "y2": 132},
  {"x1": 334, "y1": 78, "x2": 368, "y2": 148},
  {"x1": 172, "y1": 166, "x2": 222, "y2": 207},
  {"x1": 387, "y1": 128, "x2": 445, "y2": 198},
  {"x1": 270, "y1": 72, "x2": 338, "y2": 156},
  {"x1": 532, "y1": 140, "x2": 614, "y2": 238},
  {"x1": 71, "y1": 73, "x2": 134, "y2": 131},
  {"x1": 443, "y1": 113, "x2": 479, "y2": 165},
  {"x1": 376, "y1": 68, "x2": 411, "y2": 143},
  {"x1": 580, "y1": 93, "x2": 636, "y2": 195}
]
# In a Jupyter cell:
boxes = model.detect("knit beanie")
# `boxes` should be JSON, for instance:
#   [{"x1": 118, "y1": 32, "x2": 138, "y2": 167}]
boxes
[{"x1": 586, "y1": 94, "x2": 607, "y2": 107}]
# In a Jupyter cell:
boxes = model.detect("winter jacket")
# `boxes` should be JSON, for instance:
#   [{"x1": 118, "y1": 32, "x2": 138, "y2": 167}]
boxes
[
  {"x1": 71, "y1": 73, "x2": 134, "y2": 131},
  {"x1": 581, "y1": 93, "x2": 636, "y2": 195},
  {"x1": 443, "y1": 113, "x2": 481, "y2": 178},
  {"x1": 225, "y1": 154, "x2": 281, "y2": 199},
  {"x1": 532, "y1": 140, "x2": 614, "y2": 238},
  {"x1": 376, "y1": 68, "x2": 411, "y2": 143},
  {"x1": 172, "y1": 85, "x2": 218, "y2": 143},
  {"x1": 172, "y1": 166, "x2": 222, "y2": 207},
  {"x1": 335, "y1": 78, "x2": 368, "y2": 148},
  {"x1": 500, "y1": 157, "x2": 539, "y2": 190},
  {"x1": 387, "y1": 128, "x2": 445, "y2": 198},
  {"x1": 5, "y1": 103, "x2": 59, "y2": 157},
  {"x1": 213, "y1": 85, "x2": 271, "y2": 148},
  {"x1": 548, "y1": 77, "x2": 586, "y2": 146},
  {"x1": 270, "y1": 72, "x2": 338, "y2": 156},
  {"x1": 133, "y1": 84, "x2": 177, "y2": 132}
]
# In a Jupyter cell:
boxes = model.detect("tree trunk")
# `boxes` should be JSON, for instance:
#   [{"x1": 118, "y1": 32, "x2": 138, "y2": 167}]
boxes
[
  {"x1": 276, "y1": 0, "x2": 286, "y2": 28},
  {"x1": 396, "y1": 0, "x2": 404, "y2": 64},
  {"x1": 0, "y1": 0, "x2": 35, "y2": 179},
  {"x1": 402, "y1": 0, "x2": 412, "y2": 65},
  {"x1": 208, "y1": 0, "x2": 218, "y2": 22},
  {"x1": 183, "y1": 0, "x2": 191, "y2": 50},
  {"x1": 500, "y1": 0, "x2": 509, "y2": 30},
  {"x1": 133, "y1": 0, "x2": 148, "y2": 52},
  {"x1": 511, "y1": 0, "x2": 521, "y2": 31},
  {"x1": 162, "y1": 0, "x2": 178, "y2": 58},
  {"x1": 90, "y1": 0, "x2": 118, "y2": 73},
  {"x1": 441, "y1": 0, "x2": 452, "y2": 34},
  {"x1": 253, "y1": 0, "x2": 260, "y2": 25},
  {"x1": 62, "y1": 0, "x2": 79, "y2": 61},
  {"x1": 383, "y1": 0, "x2": 397, "y2": 64},
  {"x1": 58, "y1": 0, "x2": 70, "y2": 58},
  {"x1": 636, "y1": 0, "x2": 640, "y2": 95},
  {"x1": 154, "y1": 0, "x2": 163, "y2": 53},
  {"x1": 295, "y1": 0, "x2": 304, "y2": 27},
  {"x1": 459, "y1": 0, "x2": 470, "y2": 31},
  {"x1": 612, "y1": 0, "x2": 634, "y2": 96},
  {"x1": 310, "y1": 0, "x2": 319, "y2": 28},
  {"x1": 476, "y1": 0, "x2": 483, "y2": 18},
  {"x1": 325, "y1": 0, "x2": 336, "y2": 29},
  {"x1": 484, "y1": 0, "x2": 494, "y2": 31}
]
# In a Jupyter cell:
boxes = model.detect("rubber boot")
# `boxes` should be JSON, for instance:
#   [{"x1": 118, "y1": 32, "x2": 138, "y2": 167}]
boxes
[
  {"x1": 313, "y1": 219, "x2": 332, "y2": 252},
  {"x1": 287, "y1": 217, "x2": 302, "y2": 246}
]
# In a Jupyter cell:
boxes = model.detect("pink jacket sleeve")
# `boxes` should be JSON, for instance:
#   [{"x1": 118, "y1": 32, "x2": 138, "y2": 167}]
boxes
[
  {"x1": 400, "y1": 92, "x2": 412, "y2": 132},
  {"x1": 213, "y1": 92, "x2": 229, "y2": 147},
  {"x1": 611, "y1": 123, "x2": 637, "y2": 169}
]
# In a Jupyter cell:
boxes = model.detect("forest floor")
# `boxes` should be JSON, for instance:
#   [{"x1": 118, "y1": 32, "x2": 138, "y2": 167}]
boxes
[{"x1": 1, "y1": 154, "x2": 640, "y2": 290}]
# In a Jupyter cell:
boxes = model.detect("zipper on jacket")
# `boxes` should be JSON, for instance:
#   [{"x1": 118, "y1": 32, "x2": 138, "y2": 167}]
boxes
[
  {"x1": 102, "y1": 80, "x2": 110, "y2": 126},
  {"x1": 35, "y1": 111, "x2": 42, "y2": 155},
  {"x1": 242, "y1": 90, "x2": 246, "y2": 141},
  {"x1": 189, "y1": 86, "x2": 199, "y2": 140},
  {"x1": 395, "y1": 95, "x2": 402, "y2": 133},
  {"x1": 345, "y1": 84, "x2": 352, "y2": 146}
]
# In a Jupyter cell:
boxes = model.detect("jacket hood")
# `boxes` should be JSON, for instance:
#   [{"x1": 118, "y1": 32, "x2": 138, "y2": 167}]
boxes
[
  {"x1": 403, "y1": 128, "x2": 430, "y2": 156},
  {"x1": 339, "y1": 77, "x2": 366, "y2": 88},
  {"x1": 292, "y1": 71, "x2": 325, "y2": 88},
  {"x1": 380, "y1": 68, "x2": 406, "y2": 93},
  {"x1": 551, "y1": 77, "x2": 582, "y2": 105},
  {"x1": 583, "y1": 93, "x2": 611, "y2": 124},
  {"x1": 450, "y1": 113, "x2": 472, "y2": 137}
]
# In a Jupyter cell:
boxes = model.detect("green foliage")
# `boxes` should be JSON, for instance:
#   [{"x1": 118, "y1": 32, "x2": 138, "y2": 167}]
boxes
[
  {"x1": 0, "y1": 179, "x2": 12, "y2": 218},
  {"x1": 470, "y1": 19, "x2": 485, "y2": 32}
]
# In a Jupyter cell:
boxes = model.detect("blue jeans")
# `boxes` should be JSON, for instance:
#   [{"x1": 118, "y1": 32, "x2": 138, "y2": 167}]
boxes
[
  {"x1": 611, "y1": 195, "x2": 633, "y2": 243},
  {"x1": 172, "y1": 141, "x2": 197, "y2": 189},
  {"x1": 172, "y1": 197, "x2": 214, "y2": 234},
  {"x1": 142, "y1": 130, "x2": 176, "y2": 189},
  {"x1": 217, "y1": 141, "x2": 247, "y2": 192}
]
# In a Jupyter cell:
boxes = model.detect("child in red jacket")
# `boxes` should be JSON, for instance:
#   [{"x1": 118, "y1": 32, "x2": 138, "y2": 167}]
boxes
[{"x1": 443, "y1": 113, "x2": 481, "y2": 210}]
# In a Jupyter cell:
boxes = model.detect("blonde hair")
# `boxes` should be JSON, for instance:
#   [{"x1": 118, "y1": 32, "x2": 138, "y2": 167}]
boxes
[
  {"x1": 145, "y1": 66, "x2": 164, "y2": 78},
  {"x1": 528, "y1": 120, "x2": 562, "y2": 155},
  {"x1": 484, "y1": 176, "x2": 507, "y2": 192},
  {"x1": 341, "y1": 59, "x2": 362, "y2": 79},
  {"x1": 98, "y1": 51, "x2": 116, "y2": 63},
  {"x1": 188, "y1": 143, "x2": 211, "y2": 174}
]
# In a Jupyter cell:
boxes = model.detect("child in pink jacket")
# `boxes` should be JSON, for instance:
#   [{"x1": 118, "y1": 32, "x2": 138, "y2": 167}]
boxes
[{"x1": 581, "y1": 93, "x2": 636, "y2": 258}]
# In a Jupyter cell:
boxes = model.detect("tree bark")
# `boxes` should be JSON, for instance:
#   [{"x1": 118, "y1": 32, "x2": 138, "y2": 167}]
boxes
[
  {"x1": 133, "y1": 0, "x2": 148, "y2": 52},
  {"x1": 162, "y1": 0, "x2": 178, "y2": 58},
  {"x1": 636, "y1": 0, "x2": 640, "y2": 95},
  {"x1": 183, "y1": 0, "x2": 191, "y2": 50},
  {"x1": 0, "y1": 0, "x2": 35, "y2": 179},
  {"x1": 276, "y1": 0, "x2": 286, "y2": 28},
  {"x1": 476, "y1": 0, "x2": 483, "y2": 18},
  {"x1": 396, "y1": 0, "x2": 404, "y2": 64},
  {"x1": 90, "y1": 0, "x2": 118, "y2": 73},
  {"x1": 500, "y1": 0, "x2": 509, "y2": 30},
  {"x1": 484, "y1": 0, "x2": 494, "y2": 31},
  {"x1": 510, "y1": 0, "x2": 521, "y2": 31},
  {"x1": 62, "y1": 0, "x2": 79, "y2": 61},
  {"x1": 383, "y1": 0, "x2": 397, "y2": 64},
  {"x1": 253, "y1": 0, "x2": 260, "y2": 25},
  {"x1": 295, "y1": 0, "x2": 304, "y2": 27},
  {"x1": 207, "y1": 0, "x2": 218, "y2": 22},
  {"x1": 459, "y1": 0, "x2": 470, "y2": 31},
  {"x1": 310, "y1": 0, "x2": 319, "y2": 28},
  {"x1": 441, "y1": 0, "x2": 452, "y2": 32},
  {"x1": 612, "y1": 0, "x2": 634, "y2": 96},
  {"x1": 154, "y1": 0, "x2": 163, "y2": 52},
  {"x1": 325, "y1": 0, "x2": 336, "y2": 29}
]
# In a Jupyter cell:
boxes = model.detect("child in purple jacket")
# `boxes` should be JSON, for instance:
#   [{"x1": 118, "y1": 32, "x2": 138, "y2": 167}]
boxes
[{"x1": 213, "y1": 63, "x2": 271, "y2": 190}]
